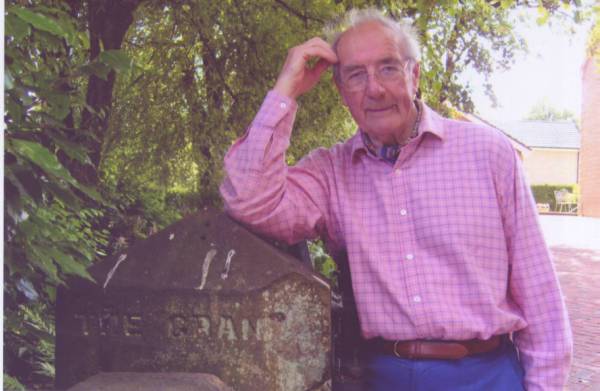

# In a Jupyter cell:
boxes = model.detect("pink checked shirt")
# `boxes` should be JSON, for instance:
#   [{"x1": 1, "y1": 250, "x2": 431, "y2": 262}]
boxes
[{"x1": 221, "y1": 91, "x2": 572, "y2": 390}]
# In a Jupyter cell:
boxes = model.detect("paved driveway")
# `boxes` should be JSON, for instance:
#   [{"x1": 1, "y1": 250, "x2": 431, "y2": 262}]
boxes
[
  {"x1": 539, "y1": 215, "x2": 600, "y2": 390},
  {"x1": 539, "y1": 215, "x2": 600, "y2": 250}
]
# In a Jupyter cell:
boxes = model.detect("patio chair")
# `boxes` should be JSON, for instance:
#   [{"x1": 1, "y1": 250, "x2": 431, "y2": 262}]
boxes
[{"x1": 554, "y1": 189, "x2": 578, "y2": 213}]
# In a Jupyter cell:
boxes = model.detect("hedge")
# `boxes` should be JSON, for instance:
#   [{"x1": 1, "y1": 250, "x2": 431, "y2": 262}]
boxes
[{"x1": 531, "y1": 184, "x2": 579, "y2": 211}]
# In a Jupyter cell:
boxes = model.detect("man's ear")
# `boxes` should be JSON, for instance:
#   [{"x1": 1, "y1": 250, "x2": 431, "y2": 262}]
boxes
[{"x1": 411, "y1": 61, "x2": 421, "y2": 95}]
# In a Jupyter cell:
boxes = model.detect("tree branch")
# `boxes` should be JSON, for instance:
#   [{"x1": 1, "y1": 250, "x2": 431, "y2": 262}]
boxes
[
  {"x1": 273, "y1": 0, "x2": 324, "y2": 24},
  {"x1": 196, "y1": 28, "x2": 237, "y2": 103}
]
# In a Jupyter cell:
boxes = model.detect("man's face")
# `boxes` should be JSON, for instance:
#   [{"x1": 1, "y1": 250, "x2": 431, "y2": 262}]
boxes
[{"x1": 335, "y1": 22, "x2": 420, "y2": 145}]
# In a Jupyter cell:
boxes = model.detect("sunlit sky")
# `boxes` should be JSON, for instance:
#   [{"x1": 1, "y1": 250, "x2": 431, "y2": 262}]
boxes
[{"x1": 468, "y1": 8, "x2": 594, "y2": 122}]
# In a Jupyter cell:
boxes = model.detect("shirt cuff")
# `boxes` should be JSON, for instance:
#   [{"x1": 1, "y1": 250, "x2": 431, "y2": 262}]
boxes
[{"x1": 251, "y1": 90, "x2": 298, "y2": 137}]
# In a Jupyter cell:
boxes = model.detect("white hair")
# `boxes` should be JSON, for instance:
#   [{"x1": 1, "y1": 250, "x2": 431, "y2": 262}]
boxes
[{"x1": 324, "y1": 8, "x2": 421, "y2": 80}]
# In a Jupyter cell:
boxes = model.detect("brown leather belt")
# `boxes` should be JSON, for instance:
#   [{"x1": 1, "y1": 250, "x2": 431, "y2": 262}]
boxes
[{"x1": 366, "y1": 335, "x2": 503, "y2": 360}]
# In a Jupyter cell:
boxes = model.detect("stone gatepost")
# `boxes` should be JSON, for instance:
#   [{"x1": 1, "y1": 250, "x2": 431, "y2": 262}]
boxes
[{"x1": 55, "y1": 207, "x2": 331, "y2": 390}]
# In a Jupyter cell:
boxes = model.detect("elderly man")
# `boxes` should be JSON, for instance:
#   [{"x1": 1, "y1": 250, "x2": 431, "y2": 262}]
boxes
[{"x1": 220, "y1": 8, "x2": 571, "y2": 391}]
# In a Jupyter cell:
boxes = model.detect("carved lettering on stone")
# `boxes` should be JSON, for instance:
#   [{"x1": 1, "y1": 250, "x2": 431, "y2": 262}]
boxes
[
  {"x1": 167, "y1": 315, "x2": 188, "y2": 338},
  {"x1": 123, "y1": 314, "x2": 143, "y2": 337},
  {"x1": 218, "y1": 316, "x2": 237, "y2": 341},
  {"x1": 70, "y1": 307, "x2": 287, "y2": 344},
  {"x1": 193, "y1": 315, "x2": 211, "y2": 337},
  {"x1": 99, "y1": 307, "x2": 120, "y2": 336},
  {"x1": 73, "y1": 310, "x2": 144, "y2": 338}
]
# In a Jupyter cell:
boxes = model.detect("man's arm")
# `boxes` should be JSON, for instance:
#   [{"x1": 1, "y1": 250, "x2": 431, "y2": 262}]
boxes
[
  {"x1": 220, "y1": 38, "x2": 339, "y2": 244},
  {"x1": 496, "y1": 142, "x2": 573, "y2": 390},
  {"x1": 221, "y1": 91, "x2": 330, "y2": 244}
]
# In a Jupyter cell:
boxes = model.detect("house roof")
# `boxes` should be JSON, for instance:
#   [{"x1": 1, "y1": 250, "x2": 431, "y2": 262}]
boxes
[
  {"x1": 454, "y1": 112, "x2": 530, "y2": 152},
  {"x1": 488, "y1": 120, "x2": 580, "y2": 150}
]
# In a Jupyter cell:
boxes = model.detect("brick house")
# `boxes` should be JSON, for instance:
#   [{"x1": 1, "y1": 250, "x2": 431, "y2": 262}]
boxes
[{"x1": 580, "y1": 56, "x2": 600, "y2": 217}]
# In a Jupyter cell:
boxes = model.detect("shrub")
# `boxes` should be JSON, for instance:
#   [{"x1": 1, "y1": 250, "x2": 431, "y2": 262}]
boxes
[{"x1": 531, "y1": 184, "x2": 579, "y2": 211}]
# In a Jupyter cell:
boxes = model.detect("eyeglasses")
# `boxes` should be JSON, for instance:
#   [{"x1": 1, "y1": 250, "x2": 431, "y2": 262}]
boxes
[{"x1": 339, "y1": 59, "x2": 412, "y2": 92}]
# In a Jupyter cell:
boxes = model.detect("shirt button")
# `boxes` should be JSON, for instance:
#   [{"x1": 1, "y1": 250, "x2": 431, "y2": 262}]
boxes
[
  {"x1": 394, "y1": 169, "x2": 401, "y2": 176},
  {"x1": 413, "y1": 295, "x2": 422, "y2": 303},
  {"x1": 400, "y1": 209, "x2": 407, "y2": 216},
  {"x1": 405, "y1": 254, "x2": 414, "y2": 260},
  {"x1": 279, "y1": 102, "x2": 287, "y2": 109}
]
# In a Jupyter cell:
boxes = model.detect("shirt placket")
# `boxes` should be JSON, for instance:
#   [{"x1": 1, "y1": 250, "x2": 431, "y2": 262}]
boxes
[{"x1": 391, "y1": 142, "x2": 428, "y2": 338}]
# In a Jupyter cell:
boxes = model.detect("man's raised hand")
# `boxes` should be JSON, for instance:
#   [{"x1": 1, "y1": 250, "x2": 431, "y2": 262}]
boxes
[{"x1": 273, "y1": 37, "x2": 338, "y2": 100}]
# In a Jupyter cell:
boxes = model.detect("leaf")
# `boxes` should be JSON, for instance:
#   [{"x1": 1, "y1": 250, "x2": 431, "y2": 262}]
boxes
[
  {"x1": 6, "y1": 13, "x2": 31, "y2": 41},
  {"x1": 78, "y1": 184, "x2": 105, "y2": 204},
  {"x1": 45, "y1": 285, "x2": 56, "y2": 302},
  {"x1": 98, "y1": 50, "x2": 133, "y2": 73},
  {"x1": 5, "y1": 69, "x2": 15, "y2": 90},
  {"x1": 21, "y1": 319, "x2": 54, "y2": 341},
  {"x1": 536, "y1": 5, "x2": 550, "y2": 25},
  {"x1": 4, "y1": 374, "x2": 27, "y2": 391},
  {"x1": 5, "y1": 95, "x2": 25, "y2": 125},
  {"x1": 12, "y1": 7, "x2": 66, "y2": 38},
  {"x1": 78, "y1": 31, "x2": 90, "y2": 50},
  {"x1": 35, "y1": 29, "x2": 64, "y2": 51},
  {"x1": 50, "y1": 133, "x2": 92, "y2": 165},
  {"x1": 9, "y1": 139, "x2": 79, "y2": 187},
  {"x1": 28, "y1": 246, "x2": 61, "y2": 283},
  {"x1": 35, "y1": 362, "x2": 55, "y2": 378},
  {"x1": 46, "y1": 181, "x2": 82, "y2": 211},
  {"x1": 8, "y1": 139, "x2": 103, "y2": 203},
  {"x1": 79, "y1": 61, "x2": 112, "y2": 81},
  {"x1": 47, "y1": 92, "x2": 70, "y2": 120},
  {"x1": 54, "y1": 13, "x2": 80, "y2": 48},
  {"x1": 3, "y1": 177, "x2": 25, "y2": 224},
  {"x1": 13, "y1": 168, "x2": 44, "y2": 204},
  {"x1": 48, "y1": 248, "x2": 94, "y2": 282}
]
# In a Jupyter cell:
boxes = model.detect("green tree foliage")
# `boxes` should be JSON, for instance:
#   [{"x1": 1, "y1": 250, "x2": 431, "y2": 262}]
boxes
[
  {"x1": 3, "y1": 1, "x2": 133, "y2": 387},
  {"x1": 588, "y1": 3, "x2": 600, "y2": 60},
  {"x1": 526, "y1": 99, "x2": 576, "y2": 121},
  {"x1": 101, "y1": 0, "x2": 351, "y2": 208},
  {"x1": 407, "y1": 0, "x2": 525, "y2": 113}
]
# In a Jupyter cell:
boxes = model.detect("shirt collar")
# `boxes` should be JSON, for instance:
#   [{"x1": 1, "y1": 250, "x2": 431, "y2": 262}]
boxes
[{"x1": 350, "y1": 101, "x2": 445, "y2": 162}]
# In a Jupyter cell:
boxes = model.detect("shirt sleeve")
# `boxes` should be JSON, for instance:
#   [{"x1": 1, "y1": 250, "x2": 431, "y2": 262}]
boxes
[
  {"x1": 220, "y1": 90, "x2": 333, "y2": 245},
  {"x1": 495, "y1": 142, "x2": 573, "y2": 391}
]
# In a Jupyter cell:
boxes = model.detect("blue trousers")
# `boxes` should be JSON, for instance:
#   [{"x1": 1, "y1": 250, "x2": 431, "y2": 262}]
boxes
[{"x1": 364, "y1": 339, "x2": 525, "y2": 391}]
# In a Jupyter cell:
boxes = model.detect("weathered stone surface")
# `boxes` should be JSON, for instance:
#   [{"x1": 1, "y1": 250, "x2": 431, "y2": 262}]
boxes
[
  {"x1": 56, "y1": 207, "x2": 331, "y2": 391},
  {"x1": 67, "y1": 372, "x2": 233, "y2": 391}
]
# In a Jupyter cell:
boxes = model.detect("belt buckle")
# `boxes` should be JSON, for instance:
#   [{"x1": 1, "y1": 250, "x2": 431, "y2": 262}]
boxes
[
  {"x1": 393, "y1": 340, "x2": 405, "y2": 358},
  {"x1": 393, "y1": 340, "x2": 421, "y2": 359}
]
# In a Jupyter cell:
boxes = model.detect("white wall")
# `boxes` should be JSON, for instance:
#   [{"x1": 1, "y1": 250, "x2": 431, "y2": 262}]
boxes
[{"x1": 523, "y1": 148, "x2": 579, "y2": 185}]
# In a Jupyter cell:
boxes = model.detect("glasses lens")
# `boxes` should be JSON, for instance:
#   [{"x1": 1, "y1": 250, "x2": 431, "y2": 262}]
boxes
[
  {"x1": 342, "y1": 72, "x2": 366, "y2": 91},
  {"x1": 341, "y1": 59, "x2": 410, "y2": 91}
]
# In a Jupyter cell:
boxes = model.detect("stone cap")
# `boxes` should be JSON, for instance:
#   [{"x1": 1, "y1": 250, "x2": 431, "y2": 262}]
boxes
[{"x1": 87, "y1": 207, "x2": 328, "y2": 293}]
